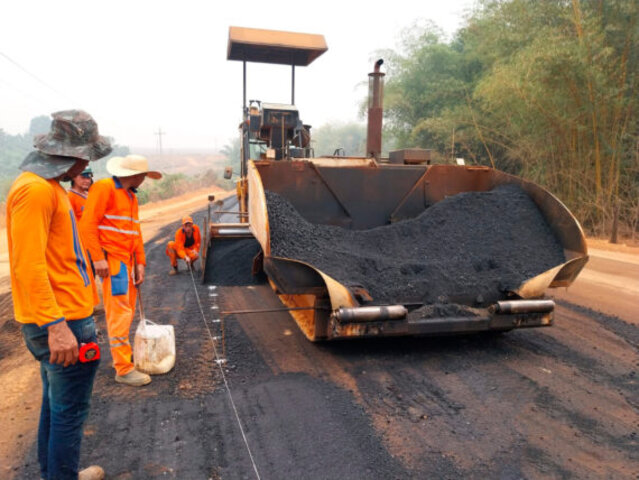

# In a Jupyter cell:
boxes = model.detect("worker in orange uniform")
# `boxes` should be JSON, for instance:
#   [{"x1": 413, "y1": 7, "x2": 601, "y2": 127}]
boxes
[
  {"x1": 67, "y1": 167, "x2": 93, "y2": 220},
  {"x1": 7, "y1": 110, "x2": 109, "y2": 480},
  {"x1": 166, "y1": 216, "x2": 201, "y2": 275},
  {"x1": 80, "y1": 154, "x2": 162, "y2": 387}
]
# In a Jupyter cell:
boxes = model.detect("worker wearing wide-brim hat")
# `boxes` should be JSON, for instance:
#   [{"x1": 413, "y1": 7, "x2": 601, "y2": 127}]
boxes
[
  {"x1": 166, "y1": 215, "x2": 202, "y2": 275},
  {"x1": 80, "y1": 154, "x2": 162, "y2": 387},
  {"x1": 7, "y1": 109, "x2": 108, "y2": 480}
]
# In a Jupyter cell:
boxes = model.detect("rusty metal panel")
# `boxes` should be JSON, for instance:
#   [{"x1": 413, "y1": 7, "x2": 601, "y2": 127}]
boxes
[
  {"x1": 254, "y1": 161, "x2": 354, "y2": 227},
  {"x1": 264, "y1": 257, "x2": 326, "y2": 294},
  {"x1": 254, "y1": 161, "x2": 430, "y2": 229},
  {"x1": 388, "y1": 148, "x2": 432, "y2": 165},
  {"x1": 228, "y1": 26, "x2": 327, "y2": 66},
  {"x1": 422, "y1": 164, "x2": 495, "y2": 202},
  {"x1": 313, "y1": 164, "x2": 429, "y2": 228}
]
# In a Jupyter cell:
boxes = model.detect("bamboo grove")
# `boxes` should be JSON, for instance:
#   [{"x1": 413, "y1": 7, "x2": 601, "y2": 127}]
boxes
[{"x1": 383, "y1": 0, "x2": 639, "y2": 238}]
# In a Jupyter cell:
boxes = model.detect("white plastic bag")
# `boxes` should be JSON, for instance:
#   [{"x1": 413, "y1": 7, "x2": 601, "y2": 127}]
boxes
[{"x1": 133, "y1": 319, "x2": 176, "y2": 375}]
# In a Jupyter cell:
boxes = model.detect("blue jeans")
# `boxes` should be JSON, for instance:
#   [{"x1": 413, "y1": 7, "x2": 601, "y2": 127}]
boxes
[{"x1": 22, "y1": 316, "x2": 100, "y2": 480}]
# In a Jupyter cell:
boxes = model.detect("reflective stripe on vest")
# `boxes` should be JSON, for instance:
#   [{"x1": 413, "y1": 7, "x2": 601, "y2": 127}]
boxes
[
  {"x1": 110, "y1": 336, "x2": 130, "y2": 347},
  {"x1": 98, "y1": 225, "x2": 139, "y2": 235},
  {"x1": 104, "y1": 214, "x2": 140, "y2": 223}
]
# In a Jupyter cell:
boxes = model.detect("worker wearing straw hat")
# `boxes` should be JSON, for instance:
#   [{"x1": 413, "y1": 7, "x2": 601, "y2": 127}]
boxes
[{"x1": 80, "y1": 154, "x2": 161, "y2": 387}]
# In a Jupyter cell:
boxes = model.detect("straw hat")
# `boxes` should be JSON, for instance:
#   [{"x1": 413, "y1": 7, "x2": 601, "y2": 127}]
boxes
[{"x1": 107, "y1": 155, "x2": 162, "y2": 179}]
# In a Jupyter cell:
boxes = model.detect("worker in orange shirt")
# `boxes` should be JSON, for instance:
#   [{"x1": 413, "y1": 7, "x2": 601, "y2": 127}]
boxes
[
  {"x1": 80, "y1": 154, "x2": 162, "y2": 387},
  {"x1": 166, "y1": 216, "x2": 201, "y2": 275},
  {"x1": 7, "y1": 110, "x2": 109, "y2": 480},
  {"x1": 67, "y1": 167, "x2": 93, "y2": 220}
]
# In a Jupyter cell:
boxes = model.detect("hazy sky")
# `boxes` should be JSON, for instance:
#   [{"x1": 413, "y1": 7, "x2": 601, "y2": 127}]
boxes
[{"x1": 1, "y1": 0, "x2": 473, "y2": 152}]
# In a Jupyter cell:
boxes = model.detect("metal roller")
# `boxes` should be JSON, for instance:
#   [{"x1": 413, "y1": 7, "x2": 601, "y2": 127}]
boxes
[
  {"x1": 491, "y1": 299, "x2": 555, "y2": 314},
  {"x1": 210, "y1": 224, "x2": 253, "y2": 237},
  {"x1": 333, "y1": 305, "x2": 408, "y2": 323}
]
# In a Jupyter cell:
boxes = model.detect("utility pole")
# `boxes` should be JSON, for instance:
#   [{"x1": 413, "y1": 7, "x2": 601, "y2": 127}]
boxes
[
  {"x1": 155, "y1": 127, "x2": 165, "y2": 155},
  {"x1": 451, "y1": 127, "x2": 455, "y2": 162}
]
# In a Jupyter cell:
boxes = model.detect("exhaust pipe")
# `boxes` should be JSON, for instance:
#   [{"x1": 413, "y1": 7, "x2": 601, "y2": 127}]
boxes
[
  {"x1": 490, "y1": 300, "x2": 555, "y2": 314},
  {"x1": 333, "y1": 305, "x2": 407, "y2": 323},
  {"x1": 366, "y1": 59, "x2": 385, "y2": 160}
]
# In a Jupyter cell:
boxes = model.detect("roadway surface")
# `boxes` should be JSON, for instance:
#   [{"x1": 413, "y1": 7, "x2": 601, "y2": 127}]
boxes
[{"x1": 1, "y1": 197, "x2": 637, "y2": 479}]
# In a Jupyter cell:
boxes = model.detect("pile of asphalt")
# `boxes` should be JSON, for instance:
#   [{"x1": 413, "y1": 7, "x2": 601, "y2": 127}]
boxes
[{"x1": 267, "y1": 184, "x2": 566, "y2": 306}]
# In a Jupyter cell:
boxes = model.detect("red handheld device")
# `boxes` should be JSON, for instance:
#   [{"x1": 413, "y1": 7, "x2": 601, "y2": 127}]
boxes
[{"x1": 79, "y1": 342, "x2": 100, "y2": 363}]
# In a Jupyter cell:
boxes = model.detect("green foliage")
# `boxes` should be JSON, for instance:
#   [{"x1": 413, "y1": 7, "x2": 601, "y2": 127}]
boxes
[
  {"x1": 383, "y1": 21, "x2": 490, "y2": 162},
  {"x1": 382, "y1": 0, "x2": 639, "y2": 236},
  {"x1": 221, "y1": 138, "x2": 240, "y2": 169},
  {"x1": 220, "y1": 137, "x2": 241, "y2": 188},
  {"x1": 312, "y1": 122, "x2": 366, "y2": 157},
  {"x1": 0, "y1": 129, "x2": 31, "y2": 180},
  {"x1": 136, "y1": 169, "x2": 220, "y2": 205}
]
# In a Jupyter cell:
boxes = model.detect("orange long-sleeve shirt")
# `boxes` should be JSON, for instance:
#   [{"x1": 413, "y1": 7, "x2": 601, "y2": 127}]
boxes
[
  {"x1": 68, "y1": 188, "x2": 87, "y2": 220},
  {"x1": 80, "y1": 177, "x2": 145, "y2": 265},
  {"x1": 7, "y1": 172, "x2": 96, "y2": 327},
  {"x1": 172, "y1": 225, "x2": 201, "y2": 258}
]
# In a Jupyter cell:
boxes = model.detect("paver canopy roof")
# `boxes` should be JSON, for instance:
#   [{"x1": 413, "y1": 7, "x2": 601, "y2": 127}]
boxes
[{"x1": 227, "y1": 26, "x2": 327, "y2": 66}]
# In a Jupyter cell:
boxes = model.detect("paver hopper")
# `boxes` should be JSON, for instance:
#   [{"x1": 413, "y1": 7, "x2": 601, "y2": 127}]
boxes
[{"x1": 243, "y1": 159, "x2": 588, "y2": 340}]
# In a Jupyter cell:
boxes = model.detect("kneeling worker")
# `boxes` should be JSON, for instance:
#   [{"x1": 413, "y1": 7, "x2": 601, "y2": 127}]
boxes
[
  {"x1": 80, "y1": 154, "x2": 162, "y2": 386},
  {"x1": 166, "y1": 216, "x2": 201, "y2": 275}
]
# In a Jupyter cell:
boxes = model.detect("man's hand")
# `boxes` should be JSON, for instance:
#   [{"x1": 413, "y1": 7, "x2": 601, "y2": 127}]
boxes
[
  {"x1": 93, "y1": 259, "x2": 109, "y2": 278},
  {"x1": 184, "y1": 256, "x2": 191, "y2": 265},
  {"x1": 48, "y1": 321, "x2": 79, "y2": 367},
  {"x1": 135, "y1": 264, "x2": 145, "y2": 285}
]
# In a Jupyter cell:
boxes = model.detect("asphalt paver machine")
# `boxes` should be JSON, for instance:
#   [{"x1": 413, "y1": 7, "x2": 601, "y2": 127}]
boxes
[{"x1": 202, "y1": 26, "x2": 589, "y2": 341}]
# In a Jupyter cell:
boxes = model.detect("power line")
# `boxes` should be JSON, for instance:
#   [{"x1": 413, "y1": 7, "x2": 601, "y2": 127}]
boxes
[
  {"x1": 0, "y1": 51, "x2": 77, "y2": 105},
  {"x1": 0, "y1": 76, "x2": 51, "y2": 109}
]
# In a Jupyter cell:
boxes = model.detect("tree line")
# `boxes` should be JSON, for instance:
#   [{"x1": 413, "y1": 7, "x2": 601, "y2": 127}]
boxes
[{"x1": 382, "y1": 0, "x2": 639, "y2": 239}]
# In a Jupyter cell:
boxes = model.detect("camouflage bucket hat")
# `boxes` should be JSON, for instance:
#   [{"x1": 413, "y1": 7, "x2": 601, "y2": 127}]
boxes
[
  {"x1": 34, "y1": 109, "x2": 112, "y2": 161},
  {"x1": 19, "y1": 151, "x2": 78, "y2": 180}
]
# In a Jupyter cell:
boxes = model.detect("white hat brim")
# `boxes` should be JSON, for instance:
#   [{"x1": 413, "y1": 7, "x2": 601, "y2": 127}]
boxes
[{"x1": 107, "y1": 157, "x2": 162, "y2": 179}]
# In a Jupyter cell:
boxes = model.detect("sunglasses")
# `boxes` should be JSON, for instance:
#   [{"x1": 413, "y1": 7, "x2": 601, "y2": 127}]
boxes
[{"x1": 80, "y1": 173, "x2": 93, "y2": 178}]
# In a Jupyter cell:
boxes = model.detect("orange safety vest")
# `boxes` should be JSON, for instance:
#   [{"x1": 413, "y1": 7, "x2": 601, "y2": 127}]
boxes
[
  {"x1": 68, "y1": 188, "x2": 87, "y2": 220},
  {"x1": 7, "y1": 172, "x2": 97, "y2": 327},
  {"x1": 80, "y1": 177, "x2": 146, "y2": 266},
  {"x1": 173, "y1": 224, "x2": 201, "y2": 258}
]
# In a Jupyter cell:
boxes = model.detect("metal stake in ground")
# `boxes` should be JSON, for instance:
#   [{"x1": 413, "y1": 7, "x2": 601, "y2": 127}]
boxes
[{"x1": 135, "y1": 255, "x2": 145, "y2": 321}]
